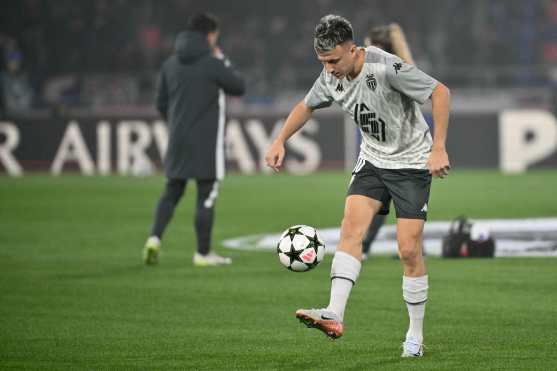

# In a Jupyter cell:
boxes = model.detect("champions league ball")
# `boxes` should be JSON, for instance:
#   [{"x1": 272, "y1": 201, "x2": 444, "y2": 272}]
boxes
[{"x1": 277, "y1": 225, "x2": 325, "y2": 272}]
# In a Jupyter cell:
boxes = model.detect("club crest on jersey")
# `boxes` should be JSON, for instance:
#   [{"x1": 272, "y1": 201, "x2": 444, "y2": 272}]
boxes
[
  {"x1": 393, "y1": 62, "x2": 403, "y2": 74},
  {"x1": 365, "y1": 74, "x2": 377, "y2": 91},
  {"x1": 335, "y1": 82, "x2": 344, "y2": 93}
]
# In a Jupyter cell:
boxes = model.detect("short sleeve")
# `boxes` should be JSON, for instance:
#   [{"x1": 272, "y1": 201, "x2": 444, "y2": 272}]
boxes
[
  {"x1": 386, "y1": 56, "x2": 438, "y2": 104},
  {"x1": 304, "y1": 70, "x2": 334, "y2": 110}
]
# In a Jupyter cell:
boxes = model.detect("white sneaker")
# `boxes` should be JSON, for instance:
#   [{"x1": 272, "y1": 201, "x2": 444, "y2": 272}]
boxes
[
  {"x1": 143, "y1": 236, "x2": 161, "y2": 265},
  {"x1": 193, "y1": 252, "x2": 232, "y2": 266},
  {"x1": 401, "y1": 337, "x2": 424, "y2": 357},
  {"x1": 295, "y1": 308, "x2": 344, "y2": 340}
]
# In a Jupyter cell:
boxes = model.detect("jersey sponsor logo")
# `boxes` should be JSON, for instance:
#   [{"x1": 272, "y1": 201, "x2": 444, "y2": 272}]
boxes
[
  {"x1": 353, "y1": 103, "x2": 386, "y2": 142},
  {"x1": 365, "y1": 74, "x2": 377, "y2": 91},
  {"x1": 335, "y1": 82, "x2": 344, "y2": 92},
  {"x1": 393, "y1": 62, "x2": 403, "y2": 74}
]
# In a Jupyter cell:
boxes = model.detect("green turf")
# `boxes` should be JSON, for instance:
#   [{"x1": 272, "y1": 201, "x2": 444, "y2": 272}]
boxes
[{"x1": 1, "y1": 171, "x2": 556, "y2": 370}]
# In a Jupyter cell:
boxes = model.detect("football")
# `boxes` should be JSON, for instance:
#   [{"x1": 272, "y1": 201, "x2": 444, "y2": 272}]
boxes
[{"x1": 277, "y1": 225, "x2": 325, "y2": 272}]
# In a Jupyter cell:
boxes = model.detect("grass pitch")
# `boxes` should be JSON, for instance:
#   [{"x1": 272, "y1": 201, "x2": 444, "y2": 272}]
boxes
[{"x1": 1, "y1": 171, "x2": 556, "y2": 370}]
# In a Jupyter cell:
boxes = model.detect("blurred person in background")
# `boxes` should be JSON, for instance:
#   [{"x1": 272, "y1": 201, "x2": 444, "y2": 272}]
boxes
[
  {"x1": 0, "y1": 44, "x2": 33, "y2": 115},
  {"x1": 360, "y1": 23, "x2": 416, "y2": 261},
  {"x1": 143, "y1": 13, "x2": 245, "y2": 267}
]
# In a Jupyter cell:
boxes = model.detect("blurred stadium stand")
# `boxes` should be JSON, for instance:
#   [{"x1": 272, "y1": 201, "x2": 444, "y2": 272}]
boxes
[{"x1": 1, "y1": 0, "x2": 556, "y2": 117}]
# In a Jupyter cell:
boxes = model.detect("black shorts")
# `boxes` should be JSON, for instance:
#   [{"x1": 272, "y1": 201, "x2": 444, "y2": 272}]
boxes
[{"x1": 347, "y1": 158, "x2": 432, "y2": 220}]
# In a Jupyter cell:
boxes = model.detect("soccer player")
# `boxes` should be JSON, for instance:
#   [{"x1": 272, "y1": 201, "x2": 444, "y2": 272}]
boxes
[
  {"x1": 361, "y1": 23, "x2": 416, "y2": 260},
  {"x1": 144, "y1": 13, "x2": 245, "y2": 267},
  {"x1": 265, "y1": 15, "x2": 450, "y2": 357}
]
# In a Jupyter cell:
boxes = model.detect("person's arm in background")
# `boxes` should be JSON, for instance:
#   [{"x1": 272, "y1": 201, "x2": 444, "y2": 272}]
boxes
[
  {"x1": 389, "y1": 23, "x2": 415, "y2": 65},
  {"x1": 155, "y1": 70, "x2": 168, "y2": 120},
  {"x1": 212, "y1": 47, "x2": 246, "y2": 96}
]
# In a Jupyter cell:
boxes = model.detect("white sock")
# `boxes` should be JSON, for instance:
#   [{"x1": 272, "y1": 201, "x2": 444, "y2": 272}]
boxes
[
  {"x1": 147, "y1": 236, "x2": 161, "y2": 246},
  {"x1": 402, "y1": 275, "x2": 428, "y2": 344},
  {"x1": 326, "y1": 251, "x2": 361, "y2": 321}
]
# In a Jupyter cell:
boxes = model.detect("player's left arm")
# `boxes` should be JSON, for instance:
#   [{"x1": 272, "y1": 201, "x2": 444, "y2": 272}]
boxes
[
  {"x1": 385, "y1": 58, "x2": 451, "y2": 178},
  {"x1": 428, "y1": 82, "x2": 451, "y2": 178}
]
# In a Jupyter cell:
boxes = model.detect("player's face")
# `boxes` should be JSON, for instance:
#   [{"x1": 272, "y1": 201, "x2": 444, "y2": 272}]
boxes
[{"x1": 316, "y1": 42, "x2": 358, "y2": 79}]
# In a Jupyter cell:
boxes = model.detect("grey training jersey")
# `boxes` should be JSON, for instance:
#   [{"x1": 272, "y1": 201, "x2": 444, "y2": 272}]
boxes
[{"x1": 304, "y1": 46, "x2": 438, "y2": 169}]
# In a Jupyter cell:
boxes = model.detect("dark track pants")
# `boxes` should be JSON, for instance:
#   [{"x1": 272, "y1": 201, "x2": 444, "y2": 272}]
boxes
[{"x1": 150, "y1": 178, "x2": 218, "y2": 255}]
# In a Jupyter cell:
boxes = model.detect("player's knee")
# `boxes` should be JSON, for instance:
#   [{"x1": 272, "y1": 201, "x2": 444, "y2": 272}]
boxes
[
  {"x1": 398, "y1": 238, "x2": 420, "y2": 263},
  {"x1": 397, "y1": 234, "x2": 420, "y2": 264},
  {"x1": 162, "y1": 191, "x2": 180, "y2": 205},
  {"x1": 340, "y1": 216, "x2": 367, "y2": 244},
  {"x1": 164, "y1": 179, "x2": 185, "y2": 202}
]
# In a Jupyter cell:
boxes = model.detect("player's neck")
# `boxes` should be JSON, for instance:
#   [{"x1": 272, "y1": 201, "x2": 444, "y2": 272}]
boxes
[{"x1": 347, "y1": 48, "x2": 365, "y2": 81}]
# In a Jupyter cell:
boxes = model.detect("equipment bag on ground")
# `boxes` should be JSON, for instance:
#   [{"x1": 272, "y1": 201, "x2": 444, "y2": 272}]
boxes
[{"x1": 441, "y1": 216, "x2": 496, "y2": 258}]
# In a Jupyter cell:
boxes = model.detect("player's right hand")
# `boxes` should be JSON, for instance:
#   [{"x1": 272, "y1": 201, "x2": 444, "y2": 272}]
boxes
[{"x1": 265, "y1": 140, "x2": 286, "y2": 172}]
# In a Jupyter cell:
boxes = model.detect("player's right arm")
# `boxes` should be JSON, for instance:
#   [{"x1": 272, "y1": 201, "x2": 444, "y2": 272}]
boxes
[
  {"x1": 265, "y1": 100, "x2": 313, "y2": 172},
  {"x1": 266, "y1": 69, "x2": 332, "y2": 172}
]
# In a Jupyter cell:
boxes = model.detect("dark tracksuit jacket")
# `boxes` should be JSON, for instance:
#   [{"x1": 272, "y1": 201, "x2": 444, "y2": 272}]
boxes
[{"x1": 156, "y1": 31, "x2": 245, "y2": 180}]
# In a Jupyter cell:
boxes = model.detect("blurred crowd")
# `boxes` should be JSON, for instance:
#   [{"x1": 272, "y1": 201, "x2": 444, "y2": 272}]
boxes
[{"x1": 1, "y1": 0, "x2": 556, "y2": 114}]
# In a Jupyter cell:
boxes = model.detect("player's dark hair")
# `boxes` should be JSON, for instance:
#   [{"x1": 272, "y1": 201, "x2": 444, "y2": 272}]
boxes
[
  {"x1": 313, "y1": 15, "x2": 354, "y2": 52},
  {"x1": 368, "y1": 25, "x2": 393, "y2": 53},
  {"x1": 186, "y1": 13, "x2": 219, "y2": 34}
]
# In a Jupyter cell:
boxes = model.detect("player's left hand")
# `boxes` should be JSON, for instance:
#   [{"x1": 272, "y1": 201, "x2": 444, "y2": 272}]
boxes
[{"x1": 427, "y1": 147, "x2": 450, "y2": 178}]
